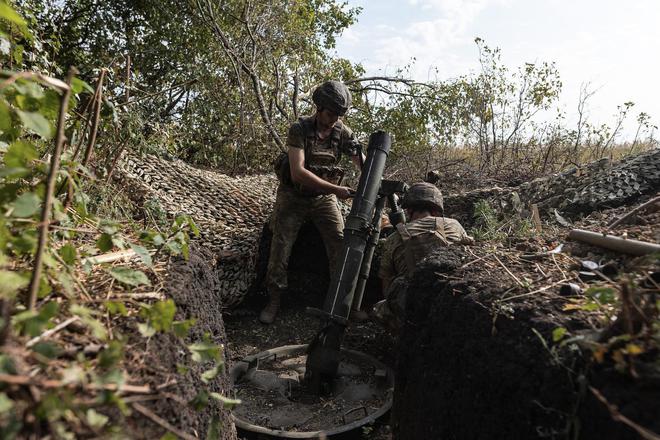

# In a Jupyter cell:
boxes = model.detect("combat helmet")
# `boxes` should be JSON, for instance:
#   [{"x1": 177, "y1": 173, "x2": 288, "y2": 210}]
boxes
[
  {"x1": 401, "y1": 182, "x2": 444, "y2": 212},
  {"x1": 312, "y1": 80, "x2": 352, "y2": 116}
]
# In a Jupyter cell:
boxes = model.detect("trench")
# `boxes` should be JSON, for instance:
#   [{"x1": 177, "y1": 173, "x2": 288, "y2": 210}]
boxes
[
  {"x1": 223, "y1": 222, "x2": 395, "y2": 440},
  {"x1": 210, "y1": 221, "x2": 658, "y2": 440},
  {"x1": 128, "y1": 151, "x2": 659, "y2": 439},
  {"x1": 393, "y1": 247, "x2": 659, "y2": 440}
]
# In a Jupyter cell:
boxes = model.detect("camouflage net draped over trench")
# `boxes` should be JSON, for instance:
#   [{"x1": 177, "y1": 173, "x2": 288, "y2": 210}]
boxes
[
  {"x1": 445, "y1": 148, "x2": 660, "y2": 225},
  {"x1": 119, "y1": 149, "x2": 660, "y2": 308},
  {"x1": 120, "y1": 154, "x2": 278, "y2": 308}
]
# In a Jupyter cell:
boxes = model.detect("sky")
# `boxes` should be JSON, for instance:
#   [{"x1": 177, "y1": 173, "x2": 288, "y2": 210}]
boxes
[{"x1": 334, "y1": 0, "x2": 660, "y2": 139}]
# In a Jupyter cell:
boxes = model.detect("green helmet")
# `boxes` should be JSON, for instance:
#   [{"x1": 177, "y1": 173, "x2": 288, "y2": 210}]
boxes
[
  {"x1": 312, "y1": 80, "x2": 352, "y2": 116},
  {"x1": 401, "y1": 182, "x2": 444, "y2": 212}
]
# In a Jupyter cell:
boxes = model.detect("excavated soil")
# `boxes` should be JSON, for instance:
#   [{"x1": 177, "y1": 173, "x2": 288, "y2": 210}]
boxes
[
  {"x1": 392, "y1": 206, "x2": 660, "y2": 440},
  {"x1": 122, "y1": 248, "x2": 237, "y2": 439}
]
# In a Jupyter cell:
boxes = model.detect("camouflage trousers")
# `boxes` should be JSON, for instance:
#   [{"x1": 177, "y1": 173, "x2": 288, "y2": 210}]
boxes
[{"x1": 266, "y1": 185, "x2": 344, "y2": 292}]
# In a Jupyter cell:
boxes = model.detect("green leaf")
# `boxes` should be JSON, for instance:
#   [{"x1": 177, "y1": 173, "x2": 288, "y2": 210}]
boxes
[
  {"x1": 99, "y1": 220, "x2": 119, "y2": 235},
  {"x1": 96, "y1": 233, "x2": 113, "y2": 252},
  {"x1": 70, "y1": 304, "x2": 108, "y2": 340},
  {"x1": 581, "y1": 301, "x2": 600, "y2": 312},
  {"x1": 189, "y1": 391, "x2": 209, "y2": 411},
  {"x1": 0, "y1": 392, "x2": 14, "y2": 414},
  {"x1": 181, "y1": 241, "x2": 189, "y2": 260},
  {"x1": 13, "y1": 301, "x2": 59, "y2": 337},
  {"x1": 55, "y1": 271, "x2": 74, "y2": 297},
  {"x1": 0, "y1": 166, "x2": 29, "y2": 179},
  {"x1": 187, "y1": 216, "x2": 200, "y2": 237},
  {"x1": 207, "y1": 416, "x2": 222, "y2": 440},
  {"x1": 585, "y1": 286, "x2": 617, "y2": 304},
  {"x1": 104, "y1": 300, "x2": 127, "y2": 316},
  {"x1": 85, "y1": 409, "x2": 109, "y2": 429},
  {"x1": 188, "y1": 340, "x2": 222, "y2": 363},
  {"x1": 98, "y1": 340, "x2": 123, "y2": 369},
  {"x1": 16, "y1": 110, "x2": 53, "y2": 139},
  {"x1": 0, "y1": 270, "x2": 28, "y2": 299},
  {"x1": 160, "y1": 434, "x2": 178, "y2": 440},
  {"x1": 37, "y1": 275, "x2": 51, "y2": 298},
  {"x1": 0, "y1": 99, "x2": 10, "y2": 132},
  {"x1": 58, "y1": 244, "x2": 77, "y2": 265},
  {"x1": 173, "y1": 319, "x2": 196, "y2": 338},
  {"x1": 140, "y1": 299, "x2": 175, "y2": 332},
  {"x1": 201, "y1": 364, "x2": 223, "y2": 383},
  {"x1": 165, "y1": 240, "x2": 182, "y2": 255},
  {"x1": 39, "y1": 89, "x2": 61, "y2": 120},
  {"x1": 0, "y1": 2, "x2": 26, "y2": 27},
  {"x1": 137, "y1": 322, "x2": 156, "y2": 337},
  {"x1": 11, "y1": 230, "x2": 37, "y2": 255},
  {"x1": 4, "y1": 141, "x2": 37, "y2": 168},
  {"x1": 209, "y1": 392, "x2": 241, "y2": 409},
  {"x1": 130, "y1": 243, "x2": 152, "y2": 267},
  {"x1": 71, "y1": 78, "x2": 94, "y2": 95},
  {"x1": 11, "y1": 192, "x2": 41, "y2": 217},
  {"x1": 31, "y1": 341, "x2": 61, "y2": 359},
  {"x1": 552, "y1": 327, "x2": 567, "y2": 342},
  {"x1": 107, "y1": 267, "x2": 151, "y2": 287}
]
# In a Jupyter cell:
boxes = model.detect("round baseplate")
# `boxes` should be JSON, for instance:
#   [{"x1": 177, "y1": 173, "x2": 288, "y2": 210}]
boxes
[{"x1": 229, "y1": 344, "x2": 394, "y2": 438}]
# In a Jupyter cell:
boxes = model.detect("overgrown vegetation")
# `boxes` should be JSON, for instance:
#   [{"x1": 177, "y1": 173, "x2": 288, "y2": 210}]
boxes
[
  {"x1": 4, "y1": 0, "x2": 655, "y2": 185},
  {"x1": 0, "y1": 3, "x2": 240, "y2": 437}
]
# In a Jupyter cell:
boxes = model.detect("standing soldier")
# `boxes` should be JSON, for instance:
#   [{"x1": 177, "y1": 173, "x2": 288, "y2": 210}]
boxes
[
  {"x1": 260, "y1": 80, "x2": 364, "y2": 324},
  {"x1": 375, "y1": 182, "x2": 474, "y2": 329}
]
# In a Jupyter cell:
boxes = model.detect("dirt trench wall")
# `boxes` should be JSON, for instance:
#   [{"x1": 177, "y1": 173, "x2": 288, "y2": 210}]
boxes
[
  {"x1": 127, "y1": 248, "x2": 237, "y2": 439},
  {"x1": 392, "y1": 249, "x2": 576, "y2": 439},
  {"x1": 391, "y1": 248, "x2": 657, "y2": 440}
]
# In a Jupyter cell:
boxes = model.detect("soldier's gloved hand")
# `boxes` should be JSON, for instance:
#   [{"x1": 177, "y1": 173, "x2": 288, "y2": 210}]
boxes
[{"x1": 334, "y1": 186, "x2": 354, "y2": 200}]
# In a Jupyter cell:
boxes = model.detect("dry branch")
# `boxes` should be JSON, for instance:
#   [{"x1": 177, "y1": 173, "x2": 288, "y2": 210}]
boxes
[
  {"x1": 132, "y1": 402, "x2": 198, "y2": 440},
  {"x1": 82, "y1": 249, "x2": 137, "y2": 265},
  {"x1": 81, "y1": 69, "x2": 106, "y2": 168},
  {"x1": 26, "y1": 316, "x2": 80, "y2": 348},
  {"x1": 27, "y1": 68, "x2": 77, "y2": 310},
  {"x1": 589, "y1": 386, "x2": 660, "y2": 440},
  {"x1": 0, "y1": 374, "x2": 152, "y2": 394},
  {"x1": 608, "y1": 194, "x2": 660, "y2": 229}
]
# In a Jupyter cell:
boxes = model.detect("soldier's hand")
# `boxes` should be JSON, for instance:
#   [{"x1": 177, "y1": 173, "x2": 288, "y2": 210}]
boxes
[{"x1": 334, "y1": 186, "x2": 354, "y2": 199}]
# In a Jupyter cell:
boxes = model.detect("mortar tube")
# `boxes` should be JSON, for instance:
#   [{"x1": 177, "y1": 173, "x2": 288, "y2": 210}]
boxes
[
  {"x1": 323, "y1": 130, "x2": 391, "y2": 318},
  {"x1": 305, "y1": 131, "x2": 391, "y2": 393},
  {"x1": 352, "y1": 196, "x2": 386, "y2": 312}
]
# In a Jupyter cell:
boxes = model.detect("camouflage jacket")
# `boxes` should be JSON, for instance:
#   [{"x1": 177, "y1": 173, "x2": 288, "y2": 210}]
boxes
[
  {"x1": 283, "y1": 116, "x2": 359, "y2": 194},
  {"x1": 379, "y1": 216, "x2": 473, "y2": 287}
]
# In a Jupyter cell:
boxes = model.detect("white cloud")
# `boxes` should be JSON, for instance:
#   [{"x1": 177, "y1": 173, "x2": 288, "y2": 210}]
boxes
[
  {"x1": 336, "y1": 0, "x2": 660, "y2": 136},
  {"x1": 339, "y1": 0, "x2": 514, "y2": 79}
]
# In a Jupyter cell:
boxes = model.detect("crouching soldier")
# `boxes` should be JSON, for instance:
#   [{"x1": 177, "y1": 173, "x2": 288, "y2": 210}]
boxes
[{"x1": 375, "y1": 182, "x2": 474, "y2": 330}]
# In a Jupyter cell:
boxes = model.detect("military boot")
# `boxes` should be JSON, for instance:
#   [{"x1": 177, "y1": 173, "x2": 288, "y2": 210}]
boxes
[{"x1": 259, "y1": 289, "x2": 281, "y2": 324}]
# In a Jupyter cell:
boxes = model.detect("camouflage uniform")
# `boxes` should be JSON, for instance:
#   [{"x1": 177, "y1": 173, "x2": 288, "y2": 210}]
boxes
[
  {"x1": 266, "y1": 115, "x2": 359, "y2": 294},
  {"x1": 375, "y1": 215, "x2": 473, "y2": 328}
]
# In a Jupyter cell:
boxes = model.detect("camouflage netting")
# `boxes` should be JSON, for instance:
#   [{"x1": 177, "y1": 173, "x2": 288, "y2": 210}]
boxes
[
  {"x1": 444, "y1": 148, "x2": 660, "y2": 226},
  {"x1": 119, "y1": 154, "x2": 278, "y2": 308},
  {"x1": 118, "y1": 149, "x2": 659, "y2": 309}
]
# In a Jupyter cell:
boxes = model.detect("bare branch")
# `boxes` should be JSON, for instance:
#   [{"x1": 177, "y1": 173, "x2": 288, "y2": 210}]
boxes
[{"x1": 27, "y1": 67, "x2": 77, "y2": 310}]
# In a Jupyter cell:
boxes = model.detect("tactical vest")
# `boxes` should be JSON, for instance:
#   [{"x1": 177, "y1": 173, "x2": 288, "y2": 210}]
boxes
[
  {"x1": 275, "y1": 117, "x2": 346, "y2": 195},
  {"x1": 395, "y1": 217, "x2": 450, "y2": 276}
]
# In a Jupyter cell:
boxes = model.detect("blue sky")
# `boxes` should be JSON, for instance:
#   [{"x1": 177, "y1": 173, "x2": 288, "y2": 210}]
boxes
[{"x1": 335, "y1": 0, "x2": 660, "y2": 139}]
